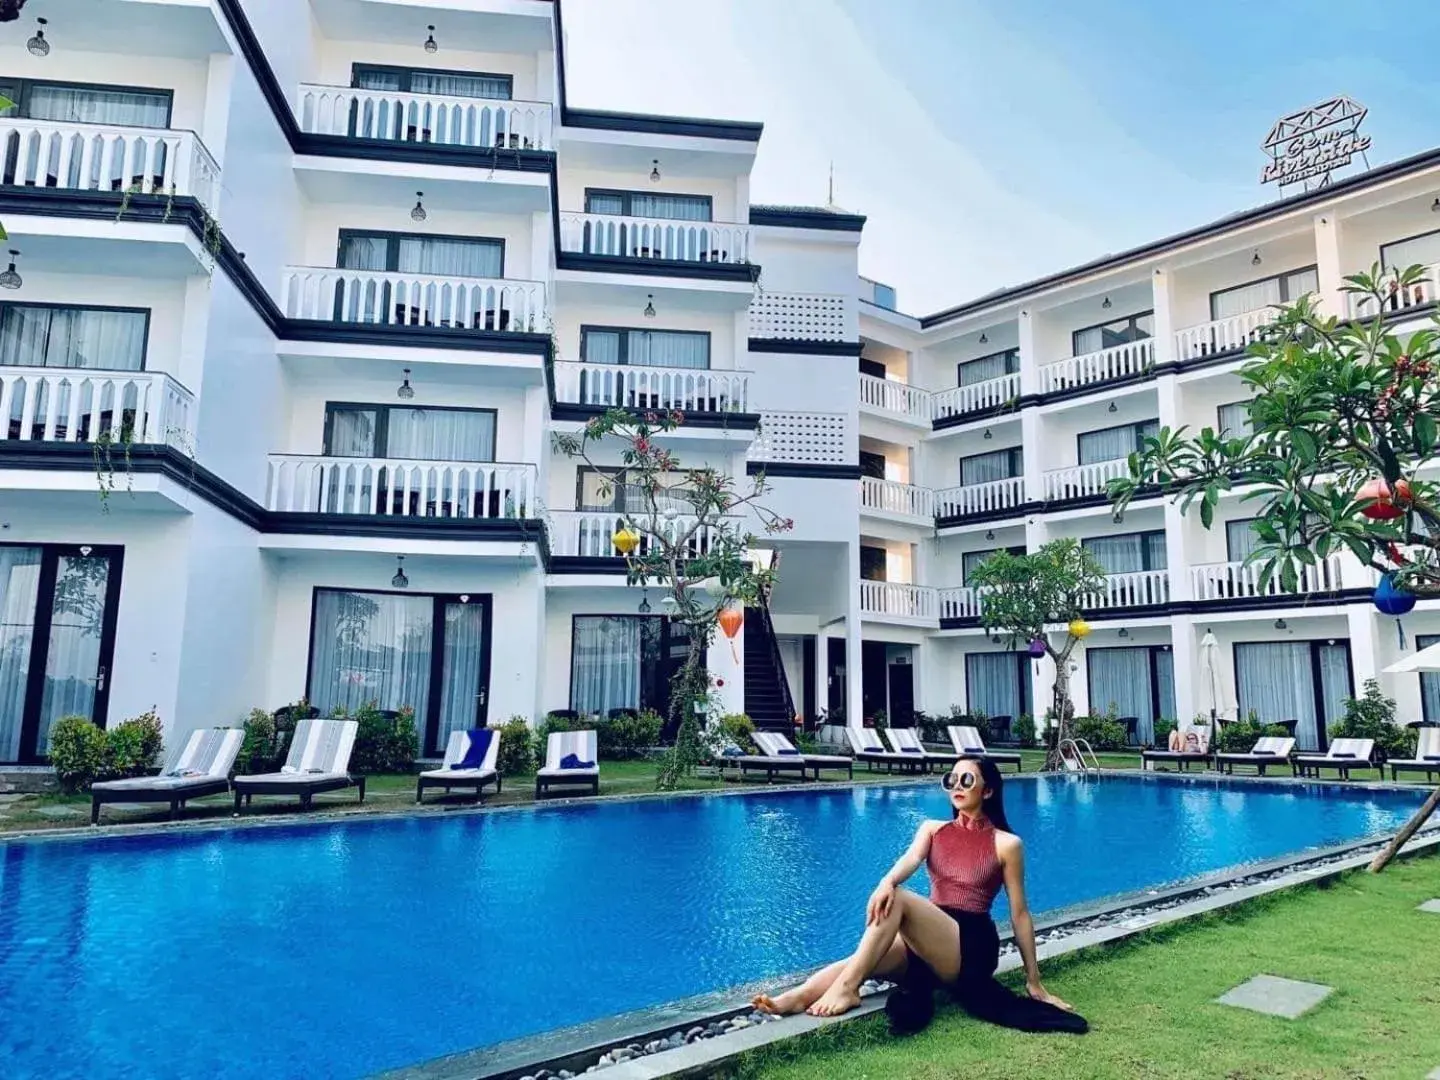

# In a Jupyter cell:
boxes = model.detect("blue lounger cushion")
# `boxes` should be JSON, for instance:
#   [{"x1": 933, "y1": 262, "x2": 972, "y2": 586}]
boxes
[
  {"x1": 776, "y1": 748, "x2": 801, "y2": 756},
  {"x1": 560, "y1": 753, "x2": 596, "y2": 770},
  {"x1": 451, "y1": 729, "x2": 493, "y2": 770}
]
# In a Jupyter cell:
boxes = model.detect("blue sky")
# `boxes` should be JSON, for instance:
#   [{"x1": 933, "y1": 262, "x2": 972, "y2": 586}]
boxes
[{"x1": 562, "y1": 0, "x2": 1440, "y2": 315}]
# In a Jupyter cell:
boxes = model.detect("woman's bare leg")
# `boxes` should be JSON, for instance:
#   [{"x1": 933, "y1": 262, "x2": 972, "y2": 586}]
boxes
[
  {"x1": 753, "y1": 940, "x2": 908, "y2": 1016},
  {"x1": 809, "y1": 891, "x2": 962, "y2": 1017}
]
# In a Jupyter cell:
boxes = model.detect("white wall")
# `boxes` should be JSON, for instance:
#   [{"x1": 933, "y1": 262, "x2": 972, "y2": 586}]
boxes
[
  {"x1": 557, "y1": 166, "x2": 741, "y2": 223},
  {"x1": 553, "y1": 303, "x2": 739, "y2": 371},
  {"x1": 1171, "y1": 231, "x2": 1317, "y2": 329},
  {"x1": 0, "y1": 47, "x2": 214, "y2": 135}
]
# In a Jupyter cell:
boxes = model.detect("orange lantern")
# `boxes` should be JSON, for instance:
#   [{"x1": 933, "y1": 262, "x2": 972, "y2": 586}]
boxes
[
  {"x1": 612, "y1": 527, "x2": 640, "y2": 555},
  {"x1": 1357, "y1": 477, "x2": 1410, "y2": 521},
  {"x1": 718, "y1": 605, "x2": 743, "y2": 639}
]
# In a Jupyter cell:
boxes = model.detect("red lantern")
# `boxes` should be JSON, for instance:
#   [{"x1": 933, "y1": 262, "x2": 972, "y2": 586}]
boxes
[
  {"x1": 1357, "y1": 478, "x2": 1411, "y2": 520},
  {"x1": 718, "y1": 605, "x2": 743, "y2": 639}
]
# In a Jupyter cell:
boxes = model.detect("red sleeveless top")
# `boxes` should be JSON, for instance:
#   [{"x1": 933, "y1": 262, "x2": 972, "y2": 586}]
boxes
[{"x1": 927, "y1": 815, "x2": 1004, "y2": 914}]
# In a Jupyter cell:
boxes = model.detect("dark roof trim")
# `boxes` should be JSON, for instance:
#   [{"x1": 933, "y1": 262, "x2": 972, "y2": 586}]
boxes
[
  {"x1": 552, "y1": 405, "x2": 762, "y2": 431},
  {"x1": 939, "y1": 587, "x2": 1374, "y2": 630},
  {"x1": 748, "y1": 338, "x2": 864, "y2": 357},
  {"x1": 556, "y1": 251, "x2": 760, "y2": 283},
  {"x1": 749, "y1": 206, "x2": 866, "y2": 232},
  {"x1": 747, "y1": 462, "x2": 863, "y2": 480},
  {"x1": 921, "y1": 142, "x2": 1440, "y2": 329},
  {"x1": 935, "y1": 486, "x2": 1163, "y2": 530}
]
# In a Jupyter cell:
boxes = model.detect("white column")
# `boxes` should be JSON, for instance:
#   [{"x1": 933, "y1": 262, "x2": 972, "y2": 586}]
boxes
[
  {"x1": 1170, "y1": 616, "x2": 1198, "y2": 728},
  {"x1": 847, "y1": 543, "x2": 864, "y2": 728},
  {"x1": 1021, "y1": 408, "x2": 1045, "y2": 503},
  {"x1": 815, "y1": 630, "x2": 831, "y2": 722},
  {"x1": 530, "y1": 210, "x2": 554, "y2": 292},
  {"x1": 1017, "y1": 309, "x2": 1039, "y2": 395},
  {"x1": 1151, "y1": 267, "x2": 1176, "y2": 365},
  {"x1": 1347, "y1": 606, "x2": 1381, "y2": 692},
  {"x1": 1030, "y1": 648, "x2": 1054, "y2": 731},
  {"x1": 1313, "y1": 212, "x2": 1345, "y2": 318},
  {"x1": 1163, "y1": 502, "x2": 1192, "y2": 601}
]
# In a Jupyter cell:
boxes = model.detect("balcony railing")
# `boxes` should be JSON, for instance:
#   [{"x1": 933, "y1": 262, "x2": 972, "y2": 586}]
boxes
[
  {"x1": 860, "y1": 373, "x2": 929, "y2": 420},
  {"x1": 0, "y1": 118, "x2": 220, "y2": 209},
  {"x1": 1348, "y1": 265, "x2": 1440, "y2": 320},
  {"x1": 547, "y1": 510, "x2": 739, "y2": 559},
  {"x1": 860, "y1": 478, "x2": 935, "y2": 519},
  {"x1": 1087, "y1": 569, "x2": 1170, "y2": 609},
  {"x1": 0, "y1": 368, "x2": 192, "y2": 446},
  {"x1": 748, "y1": 411, "x2": 850, "y2": 464},
  {"x1": 1039, "y1": 339, "x2": 1153, "y2": 393},
  {"x1": 937, "y1": 585, "x2": 984, "y2": 620},
  {"x1": 1191, "y1": 556, "x2": 1346, "y2": 601},
  {"x1": 933, "y1": 373, "x2": 1020, "y2": 421},
  {"x1": 295, "y1": 84, "x2": 553, "y2": 152},
  {"x1": 860, "y1": 581, "x2": 937, "y2": 623},
  {"x1": 280, "y1": 267, "x2": 547, "y2": 333},
  {"x1": 558, "y1": 212, "x2": 752, "y2": 265},
  {"x1": 1173, "y1": 308, "x2": 1272, "y2": 362},
  {"x1": 935, "y1": 477, "x2": 1024, "y2": 519},
  {"x1": 266, "y1": 456, "x2": 537, "y2": 520},
  {"x1": 552, "y1": 362, "x2": 750, "y2": 412},
  {"x1": 1043, "y1": 458, "x2": 1128, "y2": 501},
  {"x1": 748, "y1": 292, "x2": 849, "y2": 341}
]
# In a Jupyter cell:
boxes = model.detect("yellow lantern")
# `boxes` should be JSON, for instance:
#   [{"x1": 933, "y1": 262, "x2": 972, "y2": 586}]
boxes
[
  {"x1": 611, "y1": 527, "x2": 640, "y2": 555},
  {"x1": 1068, "y1": 617, "x2": 1091, "y2": 640}
]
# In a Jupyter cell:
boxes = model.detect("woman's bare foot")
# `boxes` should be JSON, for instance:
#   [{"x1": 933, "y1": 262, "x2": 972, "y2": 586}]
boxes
[
  {"x1": 751, "y1": 987, "x2": 815, "y2": 1016},
  {"x1": 806, "y1": 982, "x2": 862, "y2": 1018}
]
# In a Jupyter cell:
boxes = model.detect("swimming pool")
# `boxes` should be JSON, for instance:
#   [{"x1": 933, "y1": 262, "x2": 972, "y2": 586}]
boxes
[{"x1": 0, "y1": 774, "x2": 1424, "y2": 1079}]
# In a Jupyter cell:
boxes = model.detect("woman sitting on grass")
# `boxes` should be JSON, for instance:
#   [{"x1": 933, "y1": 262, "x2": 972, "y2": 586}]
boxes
[{"x1": 753, "y1": 758, "x2": 1087, "y2": 1036}]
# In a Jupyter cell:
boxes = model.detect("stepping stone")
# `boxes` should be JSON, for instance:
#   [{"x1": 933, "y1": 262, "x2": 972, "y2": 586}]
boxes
[
  {"x1": 1418, "y1": 899, "x2": 1440, "y2": 914},
  {"x1": 34, "y1": 805, "x2": 84, "y2": 819},
  {"x1": 1427, "y1": 1068, "x2": 1440, "y2": 1080},
  {"x1": 1215, "y1": 974, "x2": 1333, "y2": 1019}
]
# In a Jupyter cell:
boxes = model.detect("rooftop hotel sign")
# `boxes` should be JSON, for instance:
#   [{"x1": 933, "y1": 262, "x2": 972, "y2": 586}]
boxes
[{"x1": 1261, "y1": 96, "x2": 1371, "y2": 191}]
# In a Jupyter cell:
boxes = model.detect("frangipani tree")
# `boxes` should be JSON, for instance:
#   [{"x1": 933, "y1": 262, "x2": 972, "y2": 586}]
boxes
[
  {"x1": 967, "y1": 539, "x2": 1107, "y2": 770},
  {"x1": 554, "y1": 408, "x2": 792, "y2": 788},
  {"x1": 1109, "y1": 266, "x2": 1440, "y2": 869}
]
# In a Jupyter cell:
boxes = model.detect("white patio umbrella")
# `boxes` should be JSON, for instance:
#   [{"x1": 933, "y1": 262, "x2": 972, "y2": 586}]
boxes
[
  {"x1": 1198, "y1": 630, "x2": 1227, "y2": 722},
  {"x1": 1384, "y1": 640, "x2": 1440, "y2": 673}
]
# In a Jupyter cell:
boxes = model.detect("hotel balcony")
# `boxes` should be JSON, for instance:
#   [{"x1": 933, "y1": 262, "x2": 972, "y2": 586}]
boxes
[
  {"x1": 1172, "y1": 309, "x2": 1272, "y2": 363},
  {"x1": 1190, "y1": 556, "x2": 1349, "y2": 601},
  {"x1": 1347, "y1": 263, "x2": 1440, "y2": 321},
  {"x1": 860, "y1": 372, "x2": 1020, "y2": 427},
  {"x1": 551, "y1": 362, "x2": 752, "y2": 415},
  {"x1": 1088, "y1": 569, "x2": 1170, "y2": 610},
  {"x1": 1038, "y1": 339, "x2": 1153, "y2": 394},
  {"x1": 1042, "y1": 459, "x2": 1129, "y2": 502},
  {"x1": 860, "y1": 580, "x2": 938, "y2": 627},
  {"x1": 859, "y1": 373, "x2": 931, "y2": 425},
  {"x1": 547, "y1": 510, "x2": 738, "y2": 563},
  {"x1": 860, "y1": 478, "x2": 935, "y2": 522},
  {"x1": 265, "y1": 456, "x2": 538, "y2": 523},
  {"x1": 0, "y1": 368, "x2": 193, "y2": 448},
  {"x1": 295, "y1": 84, "x2": 554, "y2": 153},
  {"x1": 557, "y1": 212, "x2": 756, "y2": 286},
  {"x1": 748, "y1": 292, "x2": 852, "y2": 344},
  {"x1": 934, "y1": 477, "x2": 1025, "y2": 522}
]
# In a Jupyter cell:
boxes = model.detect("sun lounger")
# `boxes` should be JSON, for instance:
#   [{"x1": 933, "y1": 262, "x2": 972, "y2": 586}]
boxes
[
  {"x1": 846, "y1": 727, "x2": 925, "y2": 773},
  {"x1": 884, "y1": 727, "x2": 960, "y2": 772},
  {"x1": 1141, "y1": 729, "x2": 1211, "y2": 771},
  {"x1": 1216, "y1": 736, "x2": 1295, "y2": 776},
  {"x1": 946, "y1": 725, "x2": 1023, "y2": 771},
  {"x1": 1292, "y1": 737, "x2": 1376, "y2": 780},
  {"x1": 232, "y1": 718, "x2": 365, "y2": 812},
  {"x1": 753, "y1": 732, "x2": 853, "y2": 780},
  {"x1": 1388, "y1": 728, "x2": 1440, "y2": 782},
  {"x1": 90, "y1": 727, "x2": 244, "y2": 825},
  {"x1": 536, "y1": 729, "x2": 600, "y2": 798},
  {"x1": 416, "y1": 728, "x2": 501, "y2": 804},
  {"x1": 714, "y1": 737, "x2": 812, "y2": 782}
]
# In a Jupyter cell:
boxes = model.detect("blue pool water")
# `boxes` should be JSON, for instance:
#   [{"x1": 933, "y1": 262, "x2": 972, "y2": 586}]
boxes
[{"x1": 0, "y1": 775, "x2": 1424, "y2": 1079}]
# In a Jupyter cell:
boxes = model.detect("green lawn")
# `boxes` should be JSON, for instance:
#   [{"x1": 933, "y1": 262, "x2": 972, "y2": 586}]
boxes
[{"x1": 732, "y1": 855, "x2": 1440, "y2": 1080}]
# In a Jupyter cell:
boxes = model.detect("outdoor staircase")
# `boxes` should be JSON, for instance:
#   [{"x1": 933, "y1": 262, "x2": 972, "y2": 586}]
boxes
[{"x1": 743, "y1": 605, "x2": 796, "y2": 731}]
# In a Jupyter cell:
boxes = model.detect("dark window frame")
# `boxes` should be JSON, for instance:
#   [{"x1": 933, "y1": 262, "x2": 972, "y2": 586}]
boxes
[
  {"x1": 578, "y1": 324, "x2": 712, "y2": 369},
  {"x1": 959, "y1": 446, "x2": 1023, "y2": 485},
  {"x1": 567, "y1": 613, "x2": 680, "y2": 718},
  {"x1": 350, "y1": 62, "x2": 514, "y2": 100},
  {"x1": 1208, "y1": 264, "x2": 1319, "y2": 321},
  {"x1": 574, "y1": 465, "x2": 693, "y2": 512},
  {"x1": 1076, "y1": 418, "x2": 1159, "y2": 462},
  {"x1": 1070, "y1": 308, "x2": 1154, "y2": 356},
  {"x1": 1417, "y1": 633, "x2": 1440, "y2": 723},
  {"x1": 0, "y1": 300, "x2": 151, "y2": 371},
  {"x1": 1216, "y1": 399, "x2": 1253, "y2": 438},
  {"x1": 1082, "y1": 529, "x2": 1168, "y2": 573},
  {"x1": 1379, "y1": 226, "x2": 1440, "y2": 271},
  {"x1": 336, "y1": 228, "x2": 507, "y2": 277},
  {"x1": 964, "y1": 650, "x2": 1031, "y2": 721},
  {"x1": 0, "y1": 76, "x2": 175, "y2": 127},
  {"x1": 860, "y1": 544, "x2": 888, "y2": 582},
  {"x1": 961, "y1": 545, "x2": 1026, "y2": 584},
  {"x1": 321, "y1": 401, "x2": 499, "y2": 462},
  {"x1": 957, "y1": 348, "x2": 1020, "y2": 386},
  {"x1": 1232, "y1": 638, "x2": 1353, "y2": 753},
  {"x1": 859, "y1": 356, "x2": 887, "y2": 380},
  {"x1": 1225, "y1": 517, "x2": 1263, "y2": 562},
  {"x1": 584, "y1": 188, "x2": 714, "y2": 220},
  {"x1": 1085, "y1": 643, "x2": 1174, "y2": 724}
]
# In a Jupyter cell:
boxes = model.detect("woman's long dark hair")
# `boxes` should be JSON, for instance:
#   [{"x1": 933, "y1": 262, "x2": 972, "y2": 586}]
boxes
[{"x1": 952, "y1": 757, "x2": 1013, "y2": 834}]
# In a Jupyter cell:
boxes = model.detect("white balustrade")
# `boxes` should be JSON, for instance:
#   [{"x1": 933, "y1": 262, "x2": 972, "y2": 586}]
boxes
[
  {"x1": 266, "y1": 456, "x2": 537, "y2": 520},
  {"x1": 937, "y1": 586, "x2": 984, "y2": 620},
  {"x1": 1039, "y1": 339, "x2": 1153, "y2": 393},
  {"x1": 547, "y1": 510, "x2": 740, "y2": 558},
  {"x1": 296, "y1": 84, "x2": 553, "y2": 151},
  {"x1": 932, "y1": 373, "x2": 1020, "y2": 421},
  {"x1": 0, "y1": 118, "x2": 220, "y2": 208},
  {"x1": 1173, "y1": 308, "x2": 1273, "y2": 362},
  {"x1": 1088, "y1": 570, "x2": 1170, "y2": 610},
  {"x1": 860, "y1": 478, "x2": 935, "y2": 518},
  {"x1": 1042, "y1": 458, "x2": 1129, "y2": 501},
  {"x1": 552, "y1": 361, "x2": 749, "y2": 412},
  {"x1": 559, "y1": 211, "x2": 752, "y2": 265},
  {"x1": 860, "y1": 581, "x2": 937, "y2": 622},
  {"x1": 1348, "y1": 264, "x2": 1440, "y2": 320},
  {"x1": 0, "y1": 368, "x2": 193, "y2": 446},
  {"x1": 859, "y1": 373, "x2": 930, "y2": 420},
  {"x1": 280, "y1": 267, "x2": 546, "y2": 333},
  {"x1": 934, "y1": 477, "x2": 1024, "y2": 519},
  {"x1": 1190, "y1": 556, "x2": 1346, "y2": 601},
  {"x1": 748, "y1": 292, "x2": 850, "y2": 341},
  {"x1": 748, "y1": 411, "x2": 850, "y2": 464}
]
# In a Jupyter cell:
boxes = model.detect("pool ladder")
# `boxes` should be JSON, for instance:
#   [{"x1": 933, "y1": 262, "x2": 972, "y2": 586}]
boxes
[{"x1": 1059, "y1": 737, "x2": 1101, "y2": 775}]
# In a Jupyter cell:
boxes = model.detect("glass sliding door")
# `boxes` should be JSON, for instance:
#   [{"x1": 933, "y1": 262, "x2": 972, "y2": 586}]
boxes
[
  {"x1": 0, "y1": 548, "x2": 42, "y2": 761},
  {"x1": 1087, "y1": 645, "x2": 1174, "y2": 745},
  {"x1": 1235, "y1": 640, "x2": 1352, "y2": 751},
  {"x1": 569, "y1": 616, "x2": 672, "y2": 721},
  {"x1": 965, "y1": 652, "x2": 1030, "y2": 722},
  {"x1": 434, "y1": 599, "x2": 492, "y2": 756}
]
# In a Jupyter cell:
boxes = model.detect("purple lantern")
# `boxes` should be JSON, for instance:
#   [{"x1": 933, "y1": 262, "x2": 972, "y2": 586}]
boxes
[{"x1": 1027, "y1": 638, "x2": 1046, "y2": 658}]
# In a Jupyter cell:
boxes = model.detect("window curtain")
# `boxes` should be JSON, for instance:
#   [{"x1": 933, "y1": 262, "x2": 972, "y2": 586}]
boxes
[
  {"x1": 1155, "y1": 649, "x2": 1176, "y2": 722},
  {"x1": 1088, "y1": 647, "x2": 1155, "y2": 743},
  {"x1": 387, "y1": 409, "x2": 496, "y2": 462},
  {"x1": 629, "y1": 194, "x2": 711, "y2": 221},
  {"x1": 1284, "y1": 268, "x2": 1319, "y2": 298},
  {"x1": 1227, "y1": 519, "x2": 1263, "y2": 562},
  {"x1": 396, "y1": 237, "x2": 503, "y2": 279},
  {"x1": 27, "y1": 85, "x2": 170, "y2": 127},
  {"x1": 1217, "y1": 402, "x2": 1251, "y2": 439},
  {"x1": 0, "y1": 547, "x2": 41, "y2": 763},
  {"x1": 328, "y1": 409, "x2": 378, "y2": 457},
  {"x1": 1212, "y1": 277, "x2": 1282, "y2": 320},
  {"x1": 434, "y1": 602, "x2": 487, "y2": 755},
  {"x1": 963, "y1": 549, "x2": 999, "y2": 584},
  {"x1": 338, "y1": 236, "x2": 389, "y2": 272},
  {"x1": 627, "y1": 330, "x2": 709, "y2": 368},
  {"x1": 0, "y1": 306, "x2": 146, "y2": 370},
  {"x1": 1382, "y1": 230, "x2": 1440, "y2": 272},
  {"x1": 966, "y1": 653, "x2": 1024, "y2": 720},
  {"x1": 1418, "y1": 634, "x2": 1440, "y2": 723},
  {"x1": 582, "y1": 330, "x2": 623, "y2": 364},
  {"x1": 1235, "y1": 642, "x2": 1319, "y2": 750},
  {"x1": 958, "y1": 351, "x2": 1015, "y2": 385},
  {"x1": 1083, "y1": 534, "x2": 1145, "y2": 574},
  {"x1": 1317, "y1": 643, "x2": 1351, "y2": 740},
  {"x1": 1078, "y1": 426, "x2": 1137, "y2": 465},
  {"x1": 586, "y1": 192, "x2": 626, "y2": 216},
  {"x1": 960, "y1": 449, "x2": 1018, "y2": 486},
  {"x1": 571, "y1": 617, "x2": 642, "y2": 715},
  {"x1": 410, "y1": 72, "x2": 511, "y2": 100},
  {"x1": 36, "y1": 555, "x2": 111, "y2": 755},
  {"x1": 309, "y1": 591, "x2": 433, "y2": 719}
]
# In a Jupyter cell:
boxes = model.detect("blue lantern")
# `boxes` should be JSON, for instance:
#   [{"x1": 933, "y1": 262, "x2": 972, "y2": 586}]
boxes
[{"x1": 1374, "y1": 573, "x2": 1416, "y2": 616}]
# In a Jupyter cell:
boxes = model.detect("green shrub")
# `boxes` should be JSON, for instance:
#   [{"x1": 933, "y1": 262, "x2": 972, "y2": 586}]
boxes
[
  {"x1": 1072, "y1": 713, "x2": 1128, "y2": 752},
  {"x1": 350, "y1": 702, "x2": 418, "y2": 774},
  {"x1": 868, "y1": 709, "x2": 889, "y2": 730},
  {"x1": 49, "y1": 715, "x2": 108, "y2": 792},
  {"x1": 1153, "y1": 717, "x2": 1178, "y2": 748},
  {"x1": 598, "y1": 709, "x2": 663, "y2": 759},
  {"x1": 102, "y1": 711, "x2": 164, "y2": 780},
  {"x1": 492, "y1": 716, "x2": 535, "y2": 776},
  {"x1": 1215, "y1": 714, "x2": 1291, "y2": 753},
  {"x1": 715, "y1": 713, "x2": 756, "y2": 752},
  {"x1": 1013, "y1": 713, "x2": 1037, "y2": 749},
  {"x1": 237, "y1": 708, "x2": 278, "y2": 774},
  {"x1": 1332, "y1": 679, "x2": 1415, "y2": 762}
]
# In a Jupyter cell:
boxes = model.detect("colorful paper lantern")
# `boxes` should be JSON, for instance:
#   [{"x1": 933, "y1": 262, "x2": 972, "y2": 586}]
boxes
[
  {"x1": 1068, "y1": 617, "x2": 1091, "y2": 640},
  {"x1": 718, "y1": 605, "x2": 743, "y2": 639},
  {"x1": 611, "y1": 527, "x2": 640, "y2": 555},
  {"x1": 1028, "y1": 638, "x2": 1047, "y2": 658},
  {"x1": 1356, "y1": 477, "x2": 1411, "y2": 521},
  {"x1": 1374, "y1": 573, "x2": 1417, "y2": 616}
]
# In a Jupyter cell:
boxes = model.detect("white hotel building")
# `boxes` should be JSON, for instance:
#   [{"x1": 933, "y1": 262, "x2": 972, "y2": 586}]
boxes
[{"x1": 1, "y1": 0, "x2": 1439, "y2": 767}]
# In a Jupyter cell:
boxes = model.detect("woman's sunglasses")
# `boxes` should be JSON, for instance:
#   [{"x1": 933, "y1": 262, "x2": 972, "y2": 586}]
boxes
[{"x1": 942, "y1": 771, "x2": 979, "y2": 792}]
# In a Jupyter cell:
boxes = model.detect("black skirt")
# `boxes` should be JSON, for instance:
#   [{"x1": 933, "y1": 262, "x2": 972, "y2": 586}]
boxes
[{"x1": 885, "y1": 908, "x2": 1088, "y2": 1036}]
